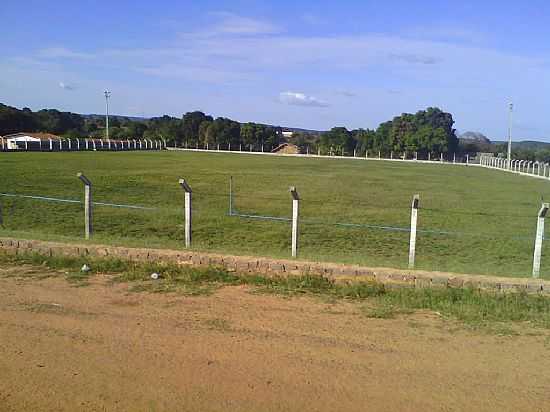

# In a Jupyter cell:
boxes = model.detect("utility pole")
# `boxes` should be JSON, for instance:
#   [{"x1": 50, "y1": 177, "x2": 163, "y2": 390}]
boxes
[
  {"x1": 104, "y1": 90, "x2": 111, "y2": 141},
  {"x1": 507, "y1": 102, "x2": 513, "y2": 170}
]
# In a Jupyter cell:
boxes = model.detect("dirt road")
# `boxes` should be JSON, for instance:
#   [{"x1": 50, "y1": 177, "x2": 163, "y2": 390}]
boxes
[{"x1": 1, "y1": 265, "x2": 549, "y2": 411}]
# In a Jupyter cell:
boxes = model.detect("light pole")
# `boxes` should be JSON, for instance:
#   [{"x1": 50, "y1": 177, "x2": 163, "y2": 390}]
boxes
[
  {"x1": 104, "y1": 90, "x2": 111, "y2": 142},
  {"x1": 507, "y1": 102, "x2": 513, "y2": 170}
]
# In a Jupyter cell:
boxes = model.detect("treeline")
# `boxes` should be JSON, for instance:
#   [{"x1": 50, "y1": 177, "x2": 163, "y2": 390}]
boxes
[
  {"x1": 1, "y1": 103, "x2": 471, "y2": 155},
  {"x1": 292, "y1": 107, "x2": 459, "y2": 156},
  {"x1": 0, "y1": 103, "x2": 282, "y2": 149}
]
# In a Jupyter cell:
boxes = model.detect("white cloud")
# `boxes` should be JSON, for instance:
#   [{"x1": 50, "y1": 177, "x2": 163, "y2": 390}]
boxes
[
  {"x1": 59, "y1": 81, "x2": 76, "y2": 90},
  {"x1": 180, "y1": 12, "x2": 281, "y2": 39},
  {"x1": 213, "y1": 12, "x2": 280, "y2": 35},
  {"x1": 279, "y1": 92, "x2": 329, "y2": 107}
]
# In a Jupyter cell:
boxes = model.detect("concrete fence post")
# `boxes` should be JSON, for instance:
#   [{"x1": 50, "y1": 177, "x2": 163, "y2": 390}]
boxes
[
  {"x1": 453, "y1": 153, "x2": 456, "y2": 163},
  {"x1": 378, "y1": 151, "x2": 381, "y2": 159},
  {"x1": 229, "y1": 143, "x2": 231, "y2": 151},
  {"x1": 428, "y1": 152, "x2": 431, "y2": 161},
  {"x1": 440, "y1": 153, "x2": 443, "y2": 162},
  {"x1": 408, "y1": 194, "x2": 420, "y2": 269},
  {"x1": 390, "y1": 151, "x2": 393, "y2": 159},
  {"x1": 179, "y1": 179, "x2": 193, "y2": 248},
  {"x1": 402, "y1": 151, "x2": 406, "y2": 160},
  {"x1": 290, "y1": 187, "x2": 300, "y2": 258},
  {"x1": 365, "y1": 150, "x2": 368, "y2": 159},
  {"x1": 49, "y1": 138, "x2": 53, "y2": 151},
  {"x1": 466, "y1": 154, "x2": 469, "y2": 165},
  {"x1": 77, "y1": 173, "x2": 92, "y2": 239},
  {"x1": 533, "y1": 203, "x2": 549, "y2": 278}
]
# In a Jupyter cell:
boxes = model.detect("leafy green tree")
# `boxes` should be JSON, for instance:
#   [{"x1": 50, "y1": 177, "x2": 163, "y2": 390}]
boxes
[{"x1": 182, "y1": 111, "x2": 213, "y2": 145}]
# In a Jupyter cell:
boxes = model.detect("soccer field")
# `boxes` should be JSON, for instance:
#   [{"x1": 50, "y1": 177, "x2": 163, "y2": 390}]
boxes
[{"x1": 1, "y1": 150, "x2": 550, "y2": 278}]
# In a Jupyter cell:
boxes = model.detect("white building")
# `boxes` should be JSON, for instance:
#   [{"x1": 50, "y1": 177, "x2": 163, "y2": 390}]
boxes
[{"x1": 1, "y1": 132, "x2": 62, "y2": 150}]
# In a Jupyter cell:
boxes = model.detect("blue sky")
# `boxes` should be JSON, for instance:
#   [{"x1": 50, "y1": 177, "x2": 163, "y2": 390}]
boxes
[{"x1": 2, "y1": 0, "x2": 550, "y2": 140}]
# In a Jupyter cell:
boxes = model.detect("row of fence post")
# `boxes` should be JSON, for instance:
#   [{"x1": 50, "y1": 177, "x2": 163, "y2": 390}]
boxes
[
  {"x1": 480, "y1": 155, "x2": 550, "y2": 179},
  {"x1": 0, "y1": 137, "x2": 166, "y2": 152},
  {"x1": 73, "y1": 173, "x2": 548, "y2": 278},
  {"x1": 180, "y1": 142, "x2": 471, "y2": 164}
]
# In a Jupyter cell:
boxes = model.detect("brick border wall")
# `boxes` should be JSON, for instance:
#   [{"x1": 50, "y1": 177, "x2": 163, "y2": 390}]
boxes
[{"x1": 1, "y1": 237, "x2": 549, "y2": 294}]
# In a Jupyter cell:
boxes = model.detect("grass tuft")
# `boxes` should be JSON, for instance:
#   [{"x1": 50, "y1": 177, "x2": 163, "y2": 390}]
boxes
[{"x1": 3, "y1": 250, "x2": 550, "y2": 331}]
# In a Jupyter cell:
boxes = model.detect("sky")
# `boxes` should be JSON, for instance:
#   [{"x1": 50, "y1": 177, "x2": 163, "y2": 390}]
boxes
[{"x1": 2, "y1": 0, "x2": 550, "y2": 140}]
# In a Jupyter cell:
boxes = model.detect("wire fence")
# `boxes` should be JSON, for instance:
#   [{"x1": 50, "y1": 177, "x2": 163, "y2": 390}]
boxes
[{"x1": 0, "y1": 172, "x2": 549, "y2": 279}]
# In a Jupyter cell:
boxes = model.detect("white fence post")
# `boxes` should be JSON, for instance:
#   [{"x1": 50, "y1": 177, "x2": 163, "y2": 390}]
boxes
[
  {"x1": 290, "y1": 187, "x2": 300, "y2": 258},
  {"x1": 533, "y1": 203, "x2": 549, "y2": 278},
  {"x1": 179, "y1": 179, "x2": 193, "y2": 248},
  {"x1": 77, "y1": 173, "x2": 92, "y2": 239},
  {"x1": 408, "y1": 194, "x2": 420, "y2": 269}
]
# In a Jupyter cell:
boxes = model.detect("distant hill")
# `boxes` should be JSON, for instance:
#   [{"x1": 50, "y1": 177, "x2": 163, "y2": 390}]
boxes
[
  {"x1": 458, "y1": 131, "x2": 491, "y2": 144},
  {"x1": 82, "y1": 113, "x2": 149, "y2": 121},
  {"x1": 492, "y1": 140, "x2": 550, "y2": 150}
]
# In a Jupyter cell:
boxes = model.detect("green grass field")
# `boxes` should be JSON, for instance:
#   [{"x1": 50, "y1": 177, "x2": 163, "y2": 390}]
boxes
[{"x1": 1, "y1": 150, "x2": 550, "y2": 278}]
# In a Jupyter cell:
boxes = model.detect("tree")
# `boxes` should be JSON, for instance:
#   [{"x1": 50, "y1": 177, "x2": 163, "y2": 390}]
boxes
[
  {"x1": 182, "y1": 111, "x2": 213, "y2": 145},
  {"x1": 321, "y1": 127, "x2": 354, "y2": 155}
]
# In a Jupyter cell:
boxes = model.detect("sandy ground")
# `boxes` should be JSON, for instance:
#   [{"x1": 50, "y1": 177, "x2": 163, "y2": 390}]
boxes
[{"x1": 1, "y1": 266, "x2": 550, "y2": 412}]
